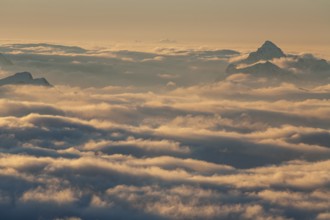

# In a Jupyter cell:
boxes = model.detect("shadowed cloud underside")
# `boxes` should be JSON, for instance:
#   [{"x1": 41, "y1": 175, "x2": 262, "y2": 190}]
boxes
[{"x1": 0, "y1": 40, "x2": 329, "y2": 219}]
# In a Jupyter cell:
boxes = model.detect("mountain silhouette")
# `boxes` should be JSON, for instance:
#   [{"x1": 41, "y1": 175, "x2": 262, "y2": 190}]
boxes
[
  {"x1": 0, "y1": 72, "x2": 52, "y2": 87},
  {"x1": 244, "y1": 41, "x2": 286, "y2": 64},
  {"x1": 225, "y1": 40, "x2": 330, "y2": 84},
  {"x1": 226, "y1": 41, "x2": 288, "y2": 76},
  {"x1": 234, "y1": 61, "x2": 282, "y2": 75}
]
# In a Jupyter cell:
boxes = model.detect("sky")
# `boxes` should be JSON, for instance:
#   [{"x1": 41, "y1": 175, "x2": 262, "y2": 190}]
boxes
[{"x1": 1, "y1": 0, "x2": 329, "y2": 49}]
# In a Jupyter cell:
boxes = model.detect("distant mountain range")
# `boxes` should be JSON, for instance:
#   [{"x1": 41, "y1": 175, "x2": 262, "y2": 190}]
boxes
[
  {"x1": 0, "y1": 72, "x2": 52, "y2": 87},
  {"x1": 226, "y1": 41, "x2": 330, "y2": 78},
  {"x1": 227, "y1": 61, "x2": 283, "y2": 76}
]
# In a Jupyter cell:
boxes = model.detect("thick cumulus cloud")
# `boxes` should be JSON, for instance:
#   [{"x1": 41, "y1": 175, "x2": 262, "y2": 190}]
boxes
[{"x1": 0, "y1": 43, "x2": 330, "y2": 219}]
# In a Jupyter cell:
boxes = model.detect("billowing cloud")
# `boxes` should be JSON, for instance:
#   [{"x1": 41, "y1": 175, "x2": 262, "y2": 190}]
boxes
[
  {"x1": 0, "y1": 42, "x2": 329, "y2": 219},
  {"x1": 0, "y1": 43, "x2": 237, "y2": 88}
]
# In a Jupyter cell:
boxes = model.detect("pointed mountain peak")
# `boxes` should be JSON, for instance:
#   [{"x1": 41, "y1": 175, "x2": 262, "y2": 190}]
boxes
[
  {"x1": 258, "y1": 41, "x2": 284, "y2": 54},
  {"x1": 261, "y1": 40, "x2": 278, "y2": 48},
  {"x1": 242, "y1": 40, "x2": 286, "y2": 64}
]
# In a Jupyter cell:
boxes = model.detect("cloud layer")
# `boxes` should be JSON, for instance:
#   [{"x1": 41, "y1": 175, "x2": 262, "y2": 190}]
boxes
[{"x1": 0, "y1": 43, "x2": 329, "y2": 219}]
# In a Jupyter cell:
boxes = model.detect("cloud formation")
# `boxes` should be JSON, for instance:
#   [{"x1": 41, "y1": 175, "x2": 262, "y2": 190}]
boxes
[
  {"x1": 0, "y1": 42, "x2": 329, "y2": 219},
  {"x1": 0, "y1": 43, "x2": 237, "y2": 88}
]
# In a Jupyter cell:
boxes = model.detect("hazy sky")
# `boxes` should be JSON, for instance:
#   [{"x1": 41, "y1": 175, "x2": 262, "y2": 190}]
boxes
[{"x1": 1, "y1": 0, "x2": 329, "y2": 47}]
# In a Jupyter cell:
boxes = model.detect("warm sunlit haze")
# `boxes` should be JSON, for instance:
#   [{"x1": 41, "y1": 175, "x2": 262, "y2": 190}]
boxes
[
  {"x1": 0, "y1": 1, "x2": 329, "y2": 220},
  {"x1": 1, "y1": 0, "x2": 330, "y2": 52}
]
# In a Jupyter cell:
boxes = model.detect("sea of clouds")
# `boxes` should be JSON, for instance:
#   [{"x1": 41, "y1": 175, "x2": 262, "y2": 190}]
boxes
[{"x1": 0, "y1": 43, "x2": 329, "y2": 220}]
